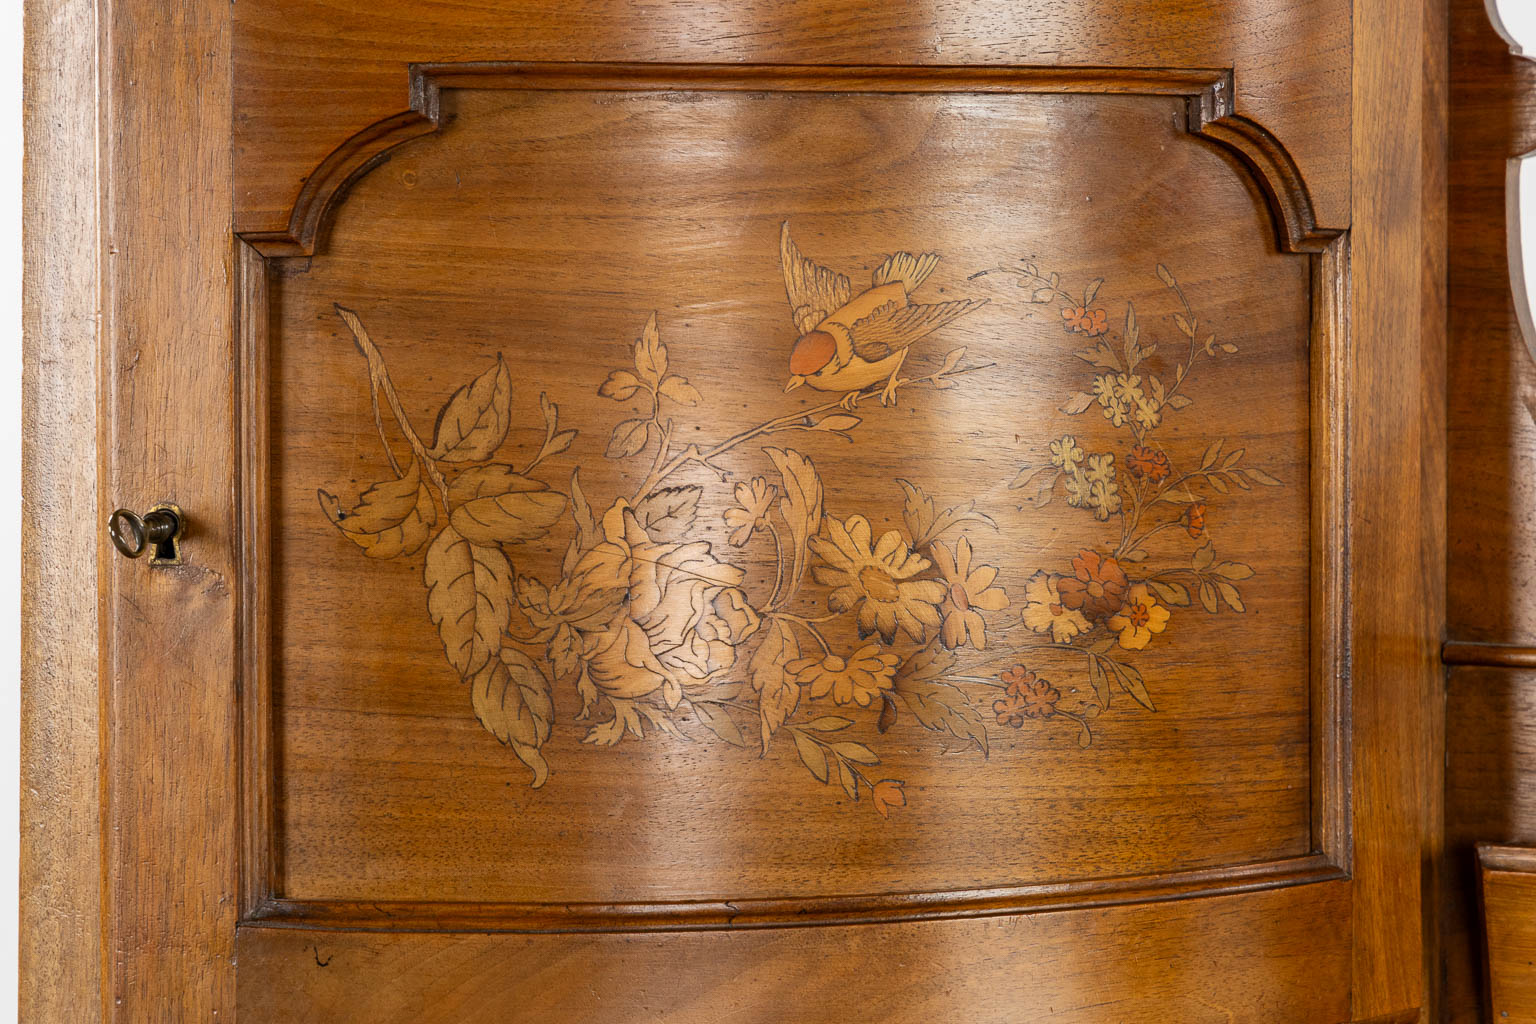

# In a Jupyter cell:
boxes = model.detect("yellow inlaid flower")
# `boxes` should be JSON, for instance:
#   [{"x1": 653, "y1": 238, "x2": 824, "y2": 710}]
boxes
[
  {"x1": 1020, "y1": 571, "x2": 1091, "y2": 642},
  {"x1": 931, "y1": 536, "x2": 1009, "y2": 650},
  {"x1": 1107, "y1": 583, "x2": 1171, "y2": 650},
  {"x1": 787, "y1": 645, "x2": 902, "y2": 707},
  {"x1": 808, "y1": 515, "x2": 946, "y2": 643}
]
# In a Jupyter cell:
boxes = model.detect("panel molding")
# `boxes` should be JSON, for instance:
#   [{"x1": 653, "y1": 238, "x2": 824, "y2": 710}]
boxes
[
  {"x1": 234, "y1": 61, "x2": 1352, "y2": 933},
  {"x1": 237, "y1": 61, "x2": 1337, "y2": 260},
  {"x1": 240, "y1": 853, "x2": 1344, "y2": 934}
]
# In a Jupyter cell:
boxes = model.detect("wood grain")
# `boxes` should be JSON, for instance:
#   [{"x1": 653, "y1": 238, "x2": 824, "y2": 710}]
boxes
[
  {"x1": 231, "y1": 0, "x2": 1352, "y2": 237},
  {"x1": 236, "y1": 882, "x2": 1353, "y2": 1023},
  {"x1": 98, "y1": 0, "x2": 239, "y2": 1018},
  {"x1": 1349, "y1": 0, "x2": 1446, "y2": 1015},
  {"x1": 32, "y1": 0, "x2": 1456, "y2": 1017},
  {"x1": 21, "y1": 0, "x2": 102, "y2": 1020},
  {"x1": 1479, "y1": 844, "x2": 1536, "y2": 1022},
  {"x1": 1444, "y1": 0, "x2": 1536, "y2": 1019},
  {"x1": 1445, "y1": 668, "x2": 1536, "y2": 1024},
  {"x1": 256, "y1": 85, "x2": 1319, "y2": 908}
]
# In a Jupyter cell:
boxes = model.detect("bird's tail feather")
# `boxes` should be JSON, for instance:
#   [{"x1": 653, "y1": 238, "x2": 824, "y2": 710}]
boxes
[{"x1": 873, "y1": 251, "x2": 940, "y2": 292}]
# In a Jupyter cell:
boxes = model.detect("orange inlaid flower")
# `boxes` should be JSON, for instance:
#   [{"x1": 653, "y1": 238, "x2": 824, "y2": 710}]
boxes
[
  {"x1": 1061, "y1": 305, "x2": 1109, "y2": 336},
  {"x1": 992, "y1": 664, "x2": 1061, "y2": 726},
  {"x1": 1055, "y1": 549, "x2": 1129, "y2": 622},
  {"x1": 871, "y1": 779, "x2": 906, "y2": 818},
  {"x1": 1182, "y1": 502, "x2": 1207, "y2": 538},
  {"x1": 1126, "y1": 444, "x2": 1172, "y2": 484},
  {"x1": 1107, "y1": 584, "x2": 1171, "y2": 651}
]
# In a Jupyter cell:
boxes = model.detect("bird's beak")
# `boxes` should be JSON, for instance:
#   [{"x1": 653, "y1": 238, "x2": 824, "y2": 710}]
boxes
[{"x1": 784, "y1": 375, "x2": 805, "y2": 393}]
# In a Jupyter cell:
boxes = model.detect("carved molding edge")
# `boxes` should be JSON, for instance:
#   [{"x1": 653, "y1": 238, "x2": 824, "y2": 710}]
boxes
[
  {"x1": 233, "y1": 64, "x2": 1354, "y2": 927},
  {"x1": 240, "y1": 853, "x2": 1344, "y2": 934},
  {"x1": 236, "y1": 61, "x2": 1339, "y2": 259}
]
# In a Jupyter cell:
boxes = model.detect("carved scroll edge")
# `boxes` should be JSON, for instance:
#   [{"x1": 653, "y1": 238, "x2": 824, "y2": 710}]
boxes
[{"x1": 236, "y1": 61, "x2": 1340, "y2": 259}]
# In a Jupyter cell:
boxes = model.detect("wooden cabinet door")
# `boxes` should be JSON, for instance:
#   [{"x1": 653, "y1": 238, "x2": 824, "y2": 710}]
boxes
[{"x1": 24, "y1": 0, "x2": 1446, "y2": 1019}]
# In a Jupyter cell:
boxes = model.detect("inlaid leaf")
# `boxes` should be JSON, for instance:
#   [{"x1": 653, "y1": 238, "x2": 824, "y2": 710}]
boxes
[
  {"x1": 583, "y1": 698, "x2": 644, "y2": 746},
  {"x1": 813, "y1": 413, "x2": 862, "y2": 433},
  {"x1": 793, "y1": 730, "x2": 829, "y2": 783},
  {"x1": 599, "y1": 369, "x2": 644, "y2": 401},
  {"x1": 634, "y1": 485, "x2": 702, "y2": 541},
  {"x1": 1059, "y1": 391, "x2": 1094, "y2": 415},
  {"x1": 836, "y1": 758, "x2": 859, "y2": 799},
  {"x1": 893, "y1": 645, "x2": 988, "y2": 756},
  {"x1": 548, "y1": 623, "x2": 579, "y2": 680},
  {"x1": 658, "y1": 375, "x2": 701, "y2": 407},
  {"x1": 750, "y1": 617, "x2": 800, "y2": 750},
  {"x1": 689, "y1": 700, "x2": 748, "y2": 747},
  {"x1": 1213, "y1": 561, "x2": 1255, "y2": 580},
  {"x1": 803, "y1": 716, "x2": 853, "y2": 733},
  {"x1": 763, "y1": 447, "x2": 823, "y2": 596},
  {"x1": 1247, "y1": 467, "x2": 1281, "y2": 486},
  {"x1": 1108, "y1": 659, "x2": 1155, "y2": 711},
  {"x1": 898, "y1": 479, "x2": 997, "y2": 549},
  {"x1": 607, "y1": 418, "x2": 651, "y2": 459},
  {"x1": 1010, "y1": 466, "x2": 1060, "y2": 509},
  {"x1": 447, "y1": 464, "x2": 566, "y2": 545},
  {"x1": 1216, "y1": 581, "x2": 1246, "y2": 612},
  {"x1": 424, "y1": 525, "x2": 513, "y2": 678},
  {"x1": 429, "y1": 356, "x2": 512, "y2": 463},
  {"x1": 831, "y1": 741, "x2": 879, "y2": 766},
  {"x1": 1147, "y1": 579, "x2": 1191, "y2": 606},
  {"x1": 471, "y1": 647, "x2": 554, "y2": 788},
  {"x1": 633, "y1": 312, "x2": 667, "y2": 387},
  {"x1": 1198, "y1": 580, "x2": 1219, "y2": 614},
  {"x1": 318, "y1": 457, "x2": 436, "y2": 559}
]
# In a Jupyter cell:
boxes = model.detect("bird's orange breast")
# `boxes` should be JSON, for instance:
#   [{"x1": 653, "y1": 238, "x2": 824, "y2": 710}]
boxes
[{"x1": 789, "y1": 330, "x2": 837, "y2": 375}]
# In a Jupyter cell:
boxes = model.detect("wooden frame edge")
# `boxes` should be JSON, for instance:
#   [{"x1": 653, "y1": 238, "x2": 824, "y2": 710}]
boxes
[
  {"x1": 1348, "y1": 0, "x2": 1448, "y2": 1017},
  {"x1": 21, "y1": 0, "x2": 104, "y2": 1021}
]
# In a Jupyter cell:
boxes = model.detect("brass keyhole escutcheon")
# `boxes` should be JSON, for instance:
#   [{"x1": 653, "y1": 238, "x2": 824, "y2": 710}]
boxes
[{"x1": 107, "y1": 503, "x2": 184, "y2": 565}]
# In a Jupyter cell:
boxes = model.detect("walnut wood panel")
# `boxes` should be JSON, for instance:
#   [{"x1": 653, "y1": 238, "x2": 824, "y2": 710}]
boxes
[
  {"x1": 249, "y1": 80, "x2": 1323, "y2": 916},
  {"x1": 236, "y1": 882, "x2": 1353, "y2": 1023},
  {"x1": 1448, "y1": 0, "x2": 1536, "y2": 643},
  {"x1": 1445, "y1": 668, "x2": 1536, "y2": 1024},
  {"x1": 1479, "y1": 844, "x2": 1536, "y2": 1022},
  {"x1": 38, "y1": 0, "x2": 1452, "y2": 1017},
  {"x1": 97, "y1": 0, "x2": 240, "y2": 1018},
  {"x1": 20, "y1": 0, "x2": 102, "y2": 1019},
  {"x1": 1445, "y1": 1, "x2": 1536, "y2": 1020},
  {"x1": 231, "y1": 0, "x2": 1351, "y2": 238}
]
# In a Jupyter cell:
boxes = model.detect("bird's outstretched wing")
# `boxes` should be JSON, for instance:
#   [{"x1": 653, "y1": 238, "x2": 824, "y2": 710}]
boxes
[
  {"x1": 847, "y1": 298, "x2": 989, "y2": 361},
  {"x1": 780, "y1": 222, "x2": 852, "y2": 335}
]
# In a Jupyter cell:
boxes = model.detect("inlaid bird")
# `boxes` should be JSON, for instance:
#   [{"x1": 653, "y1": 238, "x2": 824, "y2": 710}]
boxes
[{"x1": 779, "y1": 222, "x2": 988, "y2": 407}]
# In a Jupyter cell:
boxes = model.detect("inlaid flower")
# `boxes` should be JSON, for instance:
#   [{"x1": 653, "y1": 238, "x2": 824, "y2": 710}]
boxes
[
  {"x1": 809, "y1": 515, "x2": 946, "y2": 643},
  {"x1": 871, "y1": 779, "x2": 906, "y2": 818},
  {"x1": 787, "y1": 645, "x2": 902, "y2": 707},
  {"x1": 1126, "y1": 444, "x2": 1172, "y2": 483},
  {"x1": 722, "y1": 476, "x2": 777, "y2": 547},
  {"x1": 1048, "y1": 434, "x2": 1084, "y2": 472},
  {"x1": 1061, "y1": 305, "x2": 1109, "y2": 336},
  {"x1": 1020, "y1": 570, "x2": 1091, "y2": 642},
  {"x1": 1083, "y1": 453, "x2": 1121, "y2": 519},
  {"x1": 1182, "y1": 502, "x2": 1207, "y2": 538},
  {"x1": 931, "y1": 536, "x2": 1010, "y2": 650},
  {"x1": 992, "y1": 664, "x2": 1061, "y2": 726},
  {"x1": 1056, "y1": 549, "x2": 1128, "y2": 621},
  {"x1": 1107, "y1": 583, "x2": 1171, "y2": 650},
  {"x1": 574, "y1": 499, "x2": 756, "y2": 708}
]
